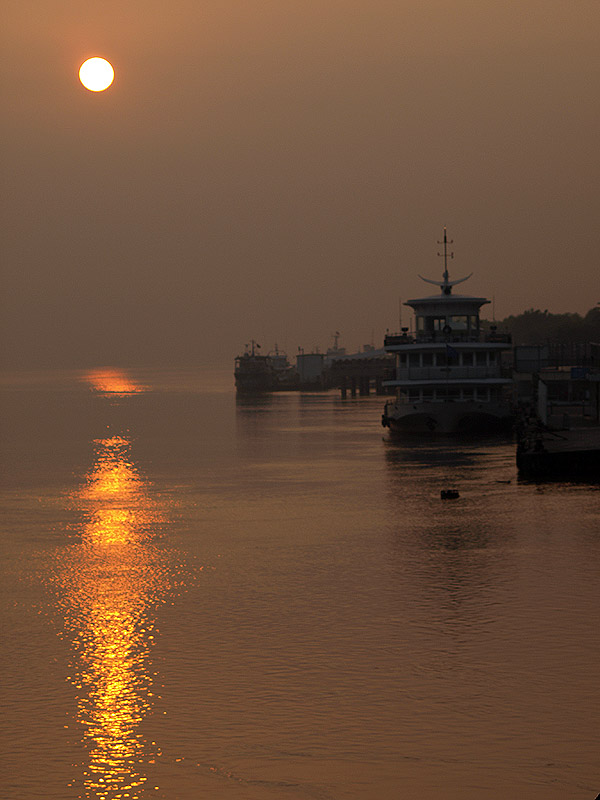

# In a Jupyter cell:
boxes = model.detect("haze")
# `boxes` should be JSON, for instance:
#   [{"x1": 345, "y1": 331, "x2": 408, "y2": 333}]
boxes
[{"x1": 3, "y1": 0, "x2": 599, "y2": 368}]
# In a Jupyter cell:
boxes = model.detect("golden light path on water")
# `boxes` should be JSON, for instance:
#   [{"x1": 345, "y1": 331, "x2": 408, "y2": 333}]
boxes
[
  {"x1": 84, "y1": 368, "x2": 147, "y2": 395},
  {"x1": 55, "y1": 371, "x2": 171, "y2": 799}
]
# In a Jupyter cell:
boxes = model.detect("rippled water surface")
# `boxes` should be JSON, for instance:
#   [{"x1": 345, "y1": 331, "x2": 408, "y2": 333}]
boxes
[{"x1": 1, "y1": 367, "x2": 599, "y2": 800}]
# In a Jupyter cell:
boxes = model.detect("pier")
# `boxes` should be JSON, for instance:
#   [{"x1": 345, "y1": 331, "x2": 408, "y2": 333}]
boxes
[
  {"x1": 326, "y1": 350, "x2": 395, "y2": 397},
  {"x1": 516, "y1": 424, "x2": 600, "y2": 478}
]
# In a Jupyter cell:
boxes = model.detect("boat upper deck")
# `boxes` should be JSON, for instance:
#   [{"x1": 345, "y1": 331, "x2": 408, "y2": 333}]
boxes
[{"x1": 384, "y1": 331, "x2": 512, "y2": 348}]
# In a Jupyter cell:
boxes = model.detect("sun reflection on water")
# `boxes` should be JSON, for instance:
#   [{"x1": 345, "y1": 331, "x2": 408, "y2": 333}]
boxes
[
  {"x1": 83, "y1": 368, "x2": 147, "y2": 395},
  {"x1": 57, "y1": 435, "x2": 170, "y2": 799}
]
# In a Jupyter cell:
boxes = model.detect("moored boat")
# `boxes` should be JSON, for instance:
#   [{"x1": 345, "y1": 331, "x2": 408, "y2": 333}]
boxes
[
  {"x1": 267, "y1": 345, "x2": 299, "y2": 390},
  {"x1": 234, "y1": 340, "x2": 275, "y2": 393},
  {"x1": 381, "y1": 230, "x2": 514, "y2": 435},
  {"x1": 234, "y1": 341, "x2": 299, "y2": 393}
]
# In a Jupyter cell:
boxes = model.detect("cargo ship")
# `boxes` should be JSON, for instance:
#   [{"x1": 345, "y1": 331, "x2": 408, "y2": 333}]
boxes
[{"x1": 234, "y1": 341, "x2": 298, "y2": 393}]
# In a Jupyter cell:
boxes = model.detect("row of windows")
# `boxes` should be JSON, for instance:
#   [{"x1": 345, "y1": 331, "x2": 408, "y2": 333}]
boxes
[
  {"x1": 398, "y1": 351, "x2": 498, "y2": 367},
  {"x1": 416, "y1": 315, "x2": 479, "y2": 332},
  {"x1": 400, "y1": 387, "x2": 505, "y2": 403}
]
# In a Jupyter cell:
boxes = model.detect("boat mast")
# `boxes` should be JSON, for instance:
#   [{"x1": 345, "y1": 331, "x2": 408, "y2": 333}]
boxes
[
  {"x1": 418, "y1": 228, "x2": 472, "y2": 294},
  {"x1": 437, "y1": 227, "x2": 454, "y2": 294}
]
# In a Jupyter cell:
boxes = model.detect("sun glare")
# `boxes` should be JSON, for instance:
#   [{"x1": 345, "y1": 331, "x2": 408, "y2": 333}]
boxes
[
  {"x1": 83, "y1": 368, "x2": 145, "y2": 394},
  {"x1": 79, "y1": 57, "x2": 114, "y2": 92}
]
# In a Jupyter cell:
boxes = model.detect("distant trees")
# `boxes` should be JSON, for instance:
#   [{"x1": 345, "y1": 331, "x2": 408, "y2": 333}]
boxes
[{"x1": 488, "y1": 306, "x2": 600, "y2": 344}]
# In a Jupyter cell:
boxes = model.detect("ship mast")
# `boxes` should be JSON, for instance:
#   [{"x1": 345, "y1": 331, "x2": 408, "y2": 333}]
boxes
[
  {"x1": 418, "y1": 227, "x2": 472, "y2": 295},
  {"x1": 438, "y1": 227, "x2": 454, "y2": 293}
]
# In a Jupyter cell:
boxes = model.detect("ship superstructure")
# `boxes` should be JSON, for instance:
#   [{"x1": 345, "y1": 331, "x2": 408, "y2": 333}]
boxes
[{"x1": 381, "y1": 230, "x2": 513, "y2": 434}]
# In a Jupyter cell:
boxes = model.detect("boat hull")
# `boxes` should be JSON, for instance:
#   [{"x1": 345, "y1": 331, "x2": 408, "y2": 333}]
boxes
[
  {"x1": 382, "y1": 400, "x2": 513, "y2": 435},
  {"x1": 234, "y1": 376, "x2": 274, "y2": 393}
]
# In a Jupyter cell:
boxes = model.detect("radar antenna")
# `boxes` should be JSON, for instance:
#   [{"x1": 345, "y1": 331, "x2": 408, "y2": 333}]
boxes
[{"x1": 418, "y1": 227, "x2": 472, "y2": 295}]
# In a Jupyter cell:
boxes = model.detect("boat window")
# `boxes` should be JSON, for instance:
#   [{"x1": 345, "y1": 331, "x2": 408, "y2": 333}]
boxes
[
  {"x1": 449, "y1": 315, "x2": 468, "y2": 330},
  {"x1": 422, "y1": 352, "x2": 433, "y2": 366},
  {"x1": 399, "y1": 353, "x2": 408, "y2": 367},
  {"x1": 423, "y1": 317, "x2": 447, "y2": 333},
  {"x1": 469, "y1": 315, "x2": 479, "y2": 331},
  {"x1": 476, "y1": 351, "x2": 487, "y2": 366},
  {"x1": 409, "y1": 353, "x2": 420, "y2": 367},
  {"x1": 488, "y1": 351, "x2": 498, "y2": 364},
  {"x1": 417, "y1": 316, "x2": 425, "y2": 331},
  {"x1": 462, "y1": 352, "x2": 474, "y2": 366},
  {"x1": 423, "y1": 389, "x2": 433, "y2": 401},
  {"x1": 409, "y1": 389, "x2": 420, "y2": 402}
]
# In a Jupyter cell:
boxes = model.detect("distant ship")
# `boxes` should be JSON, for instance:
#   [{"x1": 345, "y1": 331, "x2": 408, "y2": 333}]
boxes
[
  {"x1": 326, "y1": 331, "x2": 346, "y2": 361},
  {"x1": 234, "y1": 341, "x2": 299, "y2": 393},
  {"x1": 381, "y1": 230, "x2": 513, "y2": 434}
]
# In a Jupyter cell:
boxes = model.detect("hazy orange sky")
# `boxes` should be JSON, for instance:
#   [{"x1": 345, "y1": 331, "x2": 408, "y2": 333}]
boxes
[{"x1": 3, "y1": 0, "x2": 599, "y2": 367}]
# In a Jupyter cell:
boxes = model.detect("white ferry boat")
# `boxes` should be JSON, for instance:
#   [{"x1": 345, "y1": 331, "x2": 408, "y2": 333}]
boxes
[{"x1": 381, "y1": 230, "x2": 513, "y2": 434}]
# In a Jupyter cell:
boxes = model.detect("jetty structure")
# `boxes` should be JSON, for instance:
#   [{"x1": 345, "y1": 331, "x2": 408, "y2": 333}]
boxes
[
  {"x1": 515, "y1": 341, "x2": 600, "y2": 478},
  {"x1": 381, "y1": 229, "x2": 513, "y2": 434},
  {"x1": 516, "y1": 425, "x2": 600, "y2": 478}
]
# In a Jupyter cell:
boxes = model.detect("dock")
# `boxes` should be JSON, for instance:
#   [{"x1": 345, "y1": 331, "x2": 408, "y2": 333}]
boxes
[
  {"x1": 327, "y1": 350, "x2": 395, "y2": 397},
  {"x1": 516, "y1": 425, "x2": 600, "y2": 478}
]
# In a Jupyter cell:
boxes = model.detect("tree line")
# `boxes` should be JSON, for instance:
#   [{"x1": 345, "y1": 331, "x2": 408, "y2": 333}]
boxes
[{"x1": 486, "y1": 306, "x2": 600, "y2": 345}]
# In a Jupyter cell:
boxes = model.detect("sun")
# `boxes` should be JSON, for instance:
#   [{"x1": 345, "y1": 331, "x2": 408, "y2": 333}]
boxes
[{"x1": 79, "y1": 57, "x2": 114, "y2": 92}]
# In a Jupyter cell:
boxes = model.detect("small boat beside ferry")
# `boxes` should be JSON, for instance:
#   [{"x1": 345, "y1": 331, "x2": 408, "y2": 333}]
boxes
[{"x1": 381, "y1": 230, "x2": 514, "y2": 435}]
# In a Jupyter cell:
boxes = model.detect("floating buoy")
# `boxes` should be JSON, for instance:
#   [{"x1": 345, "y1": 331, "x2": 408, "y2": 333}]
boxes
[{"x1": 441, "y1": 489, "x2": 460, "y2": 500}]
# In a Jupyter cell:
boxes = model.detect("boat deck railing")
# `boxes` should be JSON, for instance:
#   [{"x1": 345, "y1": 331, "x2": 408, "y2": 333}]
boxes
[
  {"x1": 384, "y1": 331, "x2": 512, "y2": 347},
  {"x1": 387, "y1": 366, "x2": 512, "y2": 382}
]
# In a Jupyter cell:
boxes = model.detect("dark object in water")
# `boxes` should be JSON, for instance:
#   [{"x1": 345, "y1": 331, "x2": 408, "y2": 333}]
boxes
[{"x1": 440, "y1": 489, "x2": 460, "y2": 499}]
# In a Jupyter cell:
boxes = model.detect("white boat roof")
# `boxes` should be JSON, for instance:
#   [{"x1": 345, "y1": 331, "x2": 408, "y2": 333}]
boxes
[{"x1": 406, "y1": 293, "x2": 489, "y2": 304}]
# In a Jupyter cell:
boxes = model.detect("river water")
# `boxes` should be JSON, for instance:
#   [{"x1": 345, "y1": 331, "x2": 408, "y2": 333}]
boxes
[{"x1": 1, "y1": 367, "x2": 599, "y2": 800}]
